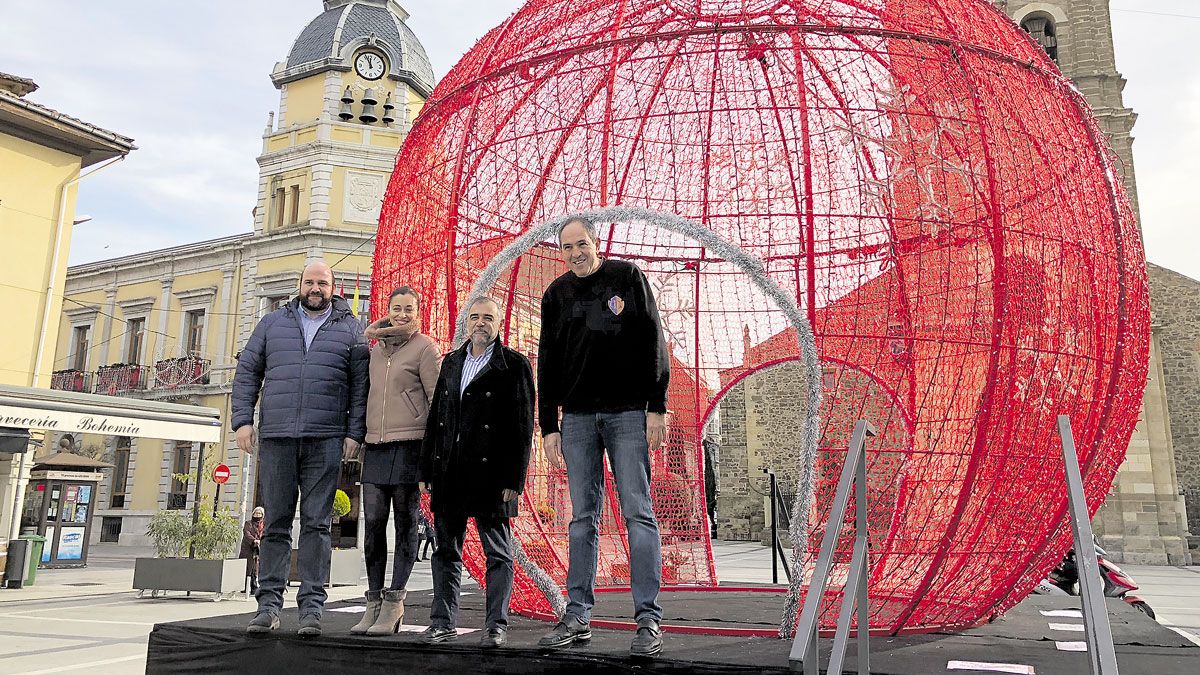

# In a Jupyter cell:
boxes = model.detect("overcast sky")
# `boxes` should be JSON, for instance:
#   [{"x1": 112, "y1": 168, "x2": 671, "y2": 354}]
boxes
[{"x1": 1, "y1": 1, "x2": 1196, "y2": 280}]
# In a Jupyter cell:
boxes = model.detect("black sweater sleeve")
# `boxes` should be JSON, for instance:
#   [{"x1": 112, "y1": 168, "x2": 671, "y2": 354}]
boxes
[
  {"x1": 537, "y1": 289, "x2": 561, "y2": 436},
  {"x1": 631, "y1": 265, "x2": 670, "y2": 414}
]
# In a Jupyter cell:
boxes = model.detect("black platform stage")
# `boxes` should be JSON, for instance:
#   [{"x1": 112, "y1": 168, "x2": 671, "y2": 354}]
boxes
[{"x1": 146, "y1": 588, "x2": 1199, "y2": 674}]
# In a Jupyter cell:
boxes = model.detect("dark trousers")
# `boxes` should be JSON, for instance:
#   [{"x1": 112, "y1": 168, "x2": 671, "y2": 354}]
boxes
[
  {"x1": 419, "y1": 532, "x2": 435, "y2": 559},
  {"x1": 430, "y1": 512, "x2": 514, "y2": 630},
  {"x1": 362, "y1": 482, "x2": 420, "y2": 592},
  {"x1": 256, "y1": 437, "x2": 342, "y2": 617}
]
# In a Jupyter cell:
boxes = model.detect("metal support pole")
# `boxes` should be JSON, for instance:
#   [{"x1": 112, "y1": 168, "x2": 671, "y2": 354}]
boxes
[
  {"x1": 790, "y1": 419, "x2": 876, "y2": 674},
  {"x1": 212, "y1": 483, "x2": 221, "y2": 518},
  {"x1": 1057, "y1": 415, "x2": 1120, "y2": 675},
  {"x1": 189, "y1": 442, "x2": 205, "y2": 559},
  {"x1": 770, "y1": 469, "x2": 779, "y2": 585}
]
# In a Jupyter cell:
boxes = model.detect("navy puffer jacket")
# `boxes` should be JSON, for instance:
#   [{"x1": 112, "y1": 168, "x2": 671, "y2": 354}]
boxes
[{"x1": 232, "y1": 296, "x2": 369, "y2": 442}]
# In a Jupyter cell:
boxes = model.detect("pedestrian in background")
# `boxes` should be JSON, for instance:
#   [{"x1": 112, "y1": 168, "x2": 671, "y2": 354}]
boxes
[
  {"x1": 417, "y1": 512, "x2": 435, "y2": 562},
  {"x1": 240, "y1": 506, "x2": 265, "y2": 594}
]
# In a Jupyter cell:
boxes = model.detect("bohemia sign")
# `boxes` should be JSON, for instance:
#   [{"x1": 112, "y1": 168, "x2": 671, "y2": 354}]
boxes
[{"x1": 0, "y1": 405, "x2": 220, "y2": 443}]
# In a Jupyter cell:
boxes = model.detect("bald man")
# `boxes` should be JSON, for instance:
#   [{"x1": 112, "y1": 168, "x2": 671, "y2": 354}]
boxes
[{"x1": 233, "y1": 261, "x2": 369, "y2": 636}]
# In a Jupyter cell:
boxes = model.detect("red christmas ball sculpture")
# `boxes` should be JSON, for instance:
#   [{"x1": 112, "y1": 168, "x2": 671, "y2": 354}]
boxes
[{"x1": 372, "y1": 0, "x2": 1149, "y2": 634}]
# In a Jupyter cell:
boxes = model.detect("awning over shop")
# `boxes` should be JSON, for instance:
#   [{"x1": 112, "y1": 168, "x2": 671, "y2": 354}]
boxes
[{"x1": 0, "y1": 384, "x2": 221, "y2": 443}]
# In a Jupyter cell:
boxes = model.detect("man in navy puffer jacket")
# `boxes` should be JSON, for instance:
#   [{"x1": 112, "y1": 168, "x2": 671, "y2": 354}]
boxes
[{"x1": 233, "y1": 260, "x2": 368, "y2": 637}]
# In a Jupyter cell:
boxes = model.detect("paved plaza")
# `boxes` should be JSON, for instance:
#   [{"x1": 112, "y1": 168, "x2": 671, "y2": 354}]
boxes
[{"x1": 0, "y1": 541, "x2": 1195, "y2": 673}]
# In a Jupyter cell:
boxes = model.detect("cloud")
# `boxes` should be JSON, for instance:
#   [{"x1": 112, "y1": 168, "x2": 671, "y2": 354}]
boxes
[{"x1": 3, "y1": 1, "x2": 1196, "y2": 281}]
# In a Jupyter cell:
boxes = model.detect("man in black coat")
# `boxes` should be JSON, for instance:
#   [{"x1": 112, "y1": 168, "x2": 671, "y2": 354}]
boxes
[
  {"x1": 418, "y1": 296, "x2": 535, "y2": 649},
  {"x1": 232, "y1": 261, "x2": 368, "y2": 637}
]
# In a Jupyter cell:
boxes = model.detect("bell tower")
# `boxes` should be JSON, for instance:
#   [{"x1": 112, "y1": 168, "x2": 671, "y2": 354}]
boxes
[
  {"x1": 253, "y1": 0, "x2": 434, "y2": 236},
  {"x1": 235, "y1": 0, "x2": 436, "y2": 356}
]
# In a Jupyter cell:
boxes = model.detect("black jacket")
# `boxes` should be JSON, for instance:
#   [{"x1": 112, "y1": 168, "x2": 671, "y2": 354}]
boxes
[
  {"x1": 419, "y1": 338, "x2": 535, "y2": 518},
  {"x1": 231, "y1": 296, "x2": 369, "y2": 441}
]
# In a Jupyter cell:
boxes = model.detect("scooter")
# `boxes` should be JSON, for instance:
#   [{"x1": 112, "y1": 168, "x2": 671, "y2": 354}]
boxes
[{"x1": 1032, "y1": 541, "x2": 1156, "y2": 619}]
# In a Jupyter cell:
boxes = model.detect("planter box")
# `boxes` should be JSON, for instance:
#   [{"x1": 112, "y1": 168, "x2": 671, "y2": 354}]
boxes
[
  {"x1": 288, "y1": 547, "x2": 360, "y2": 586},
  {"x1": 133, "y1": 557, "x2": 245, "y2": 595}
]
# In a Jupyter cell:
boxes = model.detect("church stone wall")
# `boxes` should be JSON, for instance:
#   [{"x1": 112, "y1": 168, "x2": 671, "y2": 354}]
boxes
[{"x1": 1149, "y1": 264, "x2": 1200, "y2": 546}]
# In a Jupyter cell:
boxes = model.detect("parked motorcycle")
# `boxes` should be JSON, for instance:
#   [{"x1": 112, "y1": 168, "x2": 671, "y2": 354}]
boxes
[{"x1": 1032, "y1": 541, "x2": 1156, "y2": 619}]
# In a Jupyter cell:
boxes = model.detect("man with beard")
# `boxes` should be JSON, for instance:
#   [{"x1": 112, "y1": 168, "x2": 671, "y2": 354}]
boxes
[
  {"x1": 417, "y1": 296, "x2": 535, "y2": 649},
  {"x1": 233, "y1": 260, "x2": 368, "y2": 636}
]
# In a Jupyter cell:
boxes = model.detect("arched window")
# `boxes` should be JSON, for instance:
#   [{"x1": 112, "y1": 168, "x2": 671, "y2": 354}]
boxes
[{"x1": 1021, "y1": 15, "x2": 1059, "y2": 62}]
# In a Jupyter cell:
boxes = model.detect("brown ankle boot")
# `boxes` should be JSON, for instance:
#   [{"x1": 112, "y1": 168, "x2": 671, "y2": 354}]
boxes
[
  {"x1": 366, "y1": 589, "x2": 406, "y2": 635},
  {"x1": 350, "y1": 591, "x2": 382, "y2": 635}
]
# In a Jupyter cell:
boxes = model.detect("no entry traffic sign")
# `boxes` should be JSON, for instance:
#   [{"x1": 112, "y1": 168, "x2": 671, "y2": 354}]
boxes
[{"x1": 212, "y1": 464, "x2": 231, "y2": 484}]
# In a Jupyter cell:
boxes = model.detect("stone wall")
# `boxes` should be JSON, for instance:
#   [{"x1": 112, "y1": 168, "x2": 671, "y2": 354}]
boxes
[
  {"x1": 716, "y1": 362, "x2": 809, "y2": 544},
  {"x1": 1148, "y1": 263, "x2": 1200, "y2": 545}
]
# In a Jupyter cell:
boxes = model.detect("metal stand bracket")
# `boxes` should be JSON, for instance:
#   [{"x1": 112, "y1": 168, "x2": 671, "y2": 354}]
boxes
[
  {"x1": 789, "y1": 419, "x2": 877, "y2": 674},
  {"x1": 1057, "y1": 415, "x2": 1120, "y2": 675}
]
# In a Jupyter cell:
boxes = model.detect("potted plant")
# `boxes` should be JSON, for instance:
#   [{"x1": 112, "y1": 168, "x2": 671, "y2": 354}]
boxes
[
  {"x1": 134, "y1": 505, "x2": 246, "y2": 599},
  {"x1": 288, "y1": 488, "x2": 360, "y2": 586}
]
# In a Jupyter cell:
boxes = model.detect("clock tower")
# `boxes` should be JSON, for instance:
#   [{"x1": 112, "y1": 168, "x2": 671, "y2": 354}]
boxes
[{"x1": 236, "y1": 0, "x2": 435, "y2": 347}]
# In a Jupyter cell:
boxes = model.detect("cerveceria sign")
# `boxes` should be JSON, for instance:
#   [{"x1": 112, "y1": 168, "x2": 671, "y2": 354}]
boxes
[
  {"x1": 0, "y1": 412, "x2": 143, "y2": 436},
  {"x1": 0, "y1": 398, "x2": 220, "y2": 441}
]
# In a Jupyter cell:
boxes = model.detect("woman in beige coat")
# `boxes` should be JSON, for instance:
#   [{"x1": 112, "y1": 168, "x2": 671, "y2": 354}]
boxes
[{"x1": 351, "y1": 286, "x2": 442, "y2": 635}]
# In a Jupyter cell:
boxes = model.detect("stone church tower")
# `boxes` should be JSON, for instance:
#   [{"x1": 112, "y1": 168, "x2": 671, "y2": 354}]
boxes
[
  {"x1": 713, "y1": 2, "x2": 1193, "y2": 564},
  {"x1": 999, "y1": 1, "x2": 1191, "y2": 564}
]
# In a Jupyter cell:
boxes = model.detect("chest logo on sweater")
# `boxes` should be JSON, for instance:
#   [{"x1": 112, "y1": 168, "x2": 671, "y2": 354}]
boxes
[{"x1": 607, "y1": 295, "x2": 625, "y2": 316}]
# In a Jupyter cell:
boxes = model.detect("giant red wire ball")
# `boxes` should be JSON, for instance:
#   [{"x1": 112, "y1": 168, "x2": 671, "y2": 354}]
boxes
[{"x1": 372, "y1": 0, "x2": 1149, "y2": 634}]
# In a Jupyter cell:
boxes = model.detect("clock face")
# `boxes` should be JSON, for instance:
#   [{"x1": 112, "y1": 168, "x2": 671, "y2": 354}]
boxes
[{"x1": 355, "y1": 52, "x2": 385, "y2": 80}]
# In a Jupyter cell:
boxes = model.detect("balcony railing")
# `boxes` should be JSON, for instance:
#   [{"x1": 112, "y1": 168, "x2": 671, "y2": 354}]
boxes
[
  {"x1": 154, "y1": 355, "x2": 211, "y2": 389},
  {"x1": 50, "y1": 369, "x2": 91, "y2": 393},
  {"x1": 94, "y1": 364, "x2": 149, "y2": 395}
]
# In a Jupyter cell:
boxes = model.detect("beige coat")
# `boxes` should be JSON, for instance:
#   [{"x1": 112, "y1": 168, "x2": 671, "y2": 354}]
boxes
[{"x1": 365, "y1": 323, "x2": 442, "y2": 443}]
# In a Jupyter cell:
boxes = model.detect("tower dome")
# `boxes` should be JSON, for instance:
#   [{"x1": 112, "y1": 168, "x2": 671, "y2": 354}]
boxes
[{"x1": 275, "y1": 0, "x2": 435, "y2": 97}]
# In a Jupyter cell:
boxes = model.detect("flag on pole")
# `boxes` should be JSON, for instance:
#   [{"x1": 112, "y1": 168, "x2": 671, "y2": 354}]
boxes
[{"x1": 352, "y1": 273, "x2": 361, "y2": 318}]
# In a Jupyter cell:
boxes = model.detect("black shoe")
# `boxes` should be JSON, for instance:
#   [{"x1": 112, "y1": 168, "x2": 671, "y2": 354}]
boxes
[
  {"x1": 630, "y1": 618, "x2": 663, "y2": 658},
  {"x1": 297, "y1": 614, "x2": 322, "y2": 638},
  {"x1": 538, "y1": 615, "x2": 591, "y2": 649},
  {"x1": 480, "y1": 627, "x2": 507, "y2": 648},
  {"x1": 420, "y1": 625, "x2": 458, "y2": 644},
  {"x1": 246, "y1": 612, "x2": 279, "y2": 634}
]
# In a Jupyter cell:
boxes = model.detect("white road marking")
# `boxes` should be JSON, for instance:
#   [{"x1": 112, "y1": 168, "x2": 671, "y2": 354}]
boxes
[
  {"x1": 1166, "y1": 626, "x2": 1200, "y2": 646},
  {"x1": 1055, "y1": 641, "x2": 1088, "y2": 652},
  {"x1": 947, "y1": 661, "x2": 1035, "y2": 674},
  {"x1": 0, "y1": 614, "x2": 153, "y2": 627},
  {"x1": 3, "y1": 599, "x2": 142, "y2": 616},
  {"x1": 1047, "y1": 623, "x2": 1085, "y2": 632},
  {"x1": 14, "y1": 654, "x2": 143, "y2": 674},
  {"x1": 1039, "y1": 609, "x2": 1083, "y2": 618},
  {"x1": 395, "y1": 623, "x2": 479, "y2": 635}
]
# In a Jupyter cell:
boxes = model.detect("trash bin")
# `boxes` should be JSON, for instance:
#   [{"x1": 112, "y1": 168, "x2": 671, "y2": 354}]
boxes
[
  {"x1": 4, "y1": 538, "x2": 29, "y2": 589},
  {"x1": 19, "y1": 535, "x2": 45, "y2": 587}
]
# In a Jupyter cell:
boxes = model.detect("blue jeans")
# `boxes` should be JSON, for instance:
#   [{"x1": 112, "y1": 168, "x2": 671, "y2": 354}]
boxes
[
  {"x1": 561, "y1": 410, "x2": 663, "y2": 623},
  {"x1": 256, "y1": 436, "x2": 342, "y2": 618}
]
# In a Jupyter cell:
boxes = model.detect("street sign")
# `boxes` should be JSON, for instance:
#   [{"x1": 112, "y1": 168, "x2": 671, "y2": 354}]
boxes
[{"x1": 212, "y1": 464, "x2": 231, "y2": 484}]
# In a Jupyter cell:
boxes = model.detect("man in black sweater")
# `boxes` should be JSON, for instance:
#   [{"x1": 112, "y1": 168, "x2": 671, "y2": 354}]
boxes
[{"x1": 536, "y1": 217, "x2": 670, "y2": 658}]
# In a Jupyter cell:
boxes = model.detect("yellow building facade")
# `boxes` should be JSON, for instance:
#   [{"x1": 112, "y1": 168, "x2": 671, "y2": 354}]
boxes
[
  {"x1": 0, "y1": 71, "x2": 134, "y2": 541},
  {"x1": 51, "y1": 0, "x2": 433, "y2": 545}
]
